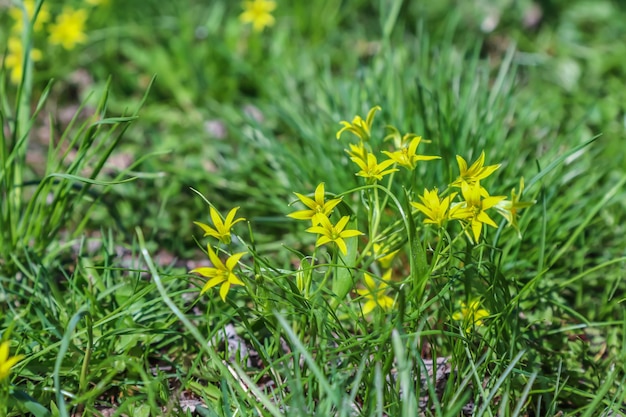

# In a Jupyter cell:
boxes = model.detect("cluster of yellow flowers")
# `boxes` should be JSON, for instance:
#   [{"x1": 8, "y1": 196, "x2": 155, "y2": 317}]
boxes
[
  {"x1": 189, "y1": 105, "x2": 533, "y2": 333},
  {"x1": 333, "y1": 105, "x2": 534, "y2": 327},
  {"x1": 2, "y1": 0, "x2": 99, "y2": 84}
]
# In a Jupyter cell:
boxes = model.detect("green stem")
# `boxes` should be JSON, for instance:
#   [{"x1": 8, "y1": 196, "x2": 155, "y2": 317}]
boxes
[
  {"x1": 311, "y1": 252, "x2": 336, "y2": 300},
  {"x1": 78, "y1": 314, "x2": 93, "y2": 398},
  {"x1": 463, "y1": 241, "x2": 473, "y2": 302},
  {"x1": 0, "y1": 378, "x2": 8, "y2": 417}
]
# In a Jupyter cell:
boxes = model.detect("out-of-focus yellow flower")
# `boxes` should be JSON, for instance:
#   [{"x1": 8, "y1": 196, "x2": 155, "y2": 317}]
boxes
[
  {"x1": 9, "y1": 0, "x2": 51, "y2": 33},
  {"x1": 190, "y1": 245, "x2": 247, "y2": 302},
  {"x1": 287, "y1": 183, "x2": 342, "y2": 226},
  {"x1": 495, "y1": 177, "x2": 535, "y2": 238},
  {"x1": 357, "y1": 270, "x2": 395, "y2": 315},
  {"x1": 194, "y1": 207, "x2": 245, "y2": 245},
  {"x1": 371, "y1": 243, "x2": 399, "y2": 269},
  {"x1": 3, "y1": 37, "x2": 43, "y2": 85},
  {"x1": 336, "y1": 106, "x2": 381, "y2": 142},
  {"x1": 451, "y1": 151, "x2": 500, "y2": 191},
  {"x1": 48, "y1": 7, "x2": 88, "y2": 50},
  {"x1": 0, "y1": 341, "x2": 24, "y2": 381},
  {"x1": 345, "y1": 142, "x2": 368, "y2": 164},
  {"x1": 452, "y1": 300, "x2": 490, "y2": 333},
  {"x1": 306, "y1": 214, "x2": 362, "y2": 256},
  {"x1": 239, "y1": 0, "x2": 276, "y2": 32}
]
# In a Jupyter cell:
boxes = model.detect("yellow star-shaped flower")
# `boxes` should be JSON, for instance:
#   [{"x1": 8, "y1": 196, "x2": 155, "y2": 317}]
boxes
[
  {"x1": 336, "y1": 106, "x2": 381, "y2": 142},
  {"x1": 239, "y1": 0, "x2": 276, "y2": 32},
  {"x1": 460, "y1": 182, "x2": 506, "y2": 242},
  {"x1": 351, "y1": 151, "x2": 398, "y2": 183},
  {"x1": 411, "y1": 188, "x2": 469, "y2": 227},
  {"x1": 49, "y1": 7, "x2": 88, "y2": 50},
  {"x1": 451, "y1": 151, "x2": 501, "y2": 191},
  {"x1": 194, "y1": 207, "x2": 245, "y2": 245},
  {"x1": 452, "y1": 300, "x2": 490, "y2": 333},
  {"x1": 191, "y1": 246, "x2": 247, "y2": 301},
  {"x1": 356, "y1": 270, "x2": 395, "y2": 315},
  {"x1": 495, "y1": 177, "x2": 535, "y2": 238},
  {"x1": 306, "y1": 215, "x2": 362, "y2": 255},
  {"x1": 287, "y1": 183, "x2": 342, "y2": 225}
]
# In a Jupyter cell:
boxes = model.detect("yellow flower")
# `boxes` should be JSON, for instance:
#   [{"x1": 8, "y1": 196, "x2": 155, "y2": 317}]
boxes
[
  {"x1": 3, "y1": 37, "x2": 43, "y2": 85},
  {"x1": 194, "y1": 206, "x2": 245, "y2": 245},
  {"x1": 411, "y1": 188, "x2": 468, "y2": 227},
  {"x1": 306, "y1": 215, "x2": 362, "y2": 255},
  {"x1": 371, "y1": 243, "x2": 399, "y2": 269},
  {"x1": 495, "y1": 177, "x2": 535, "y2": 238},
  {"x1": 351, "y1": 151, "x2": 398, "y2": 183},
  {"x1": 190, "y1": 245, "x2": 247, "y2": 301},
  {"x1": 460, "y1": 182, "x2": 506, "y2": 243},
  {"x1": 48, "y1": 7, "x2": 88, "y2": 50},
  {"x1": 451, "y1": 151, "x2": 501, "y2": 190},
  {"x1": 9, "y1": 0, "x2": 51, "y2": 33},
  {"x1": 357, "y1": 270, "x2": 395, "y2": 315},
  {"x1": 287, "y1": 183, "x2": 342, "y2": 226},
  {"x1": 239, "y1": 0, "x2": 276, "y2": 32},
  {"x1": 452, "y1": 300, "x2": 490, "y2": 333},
  {"x1": 382, "y1": 129, "x2": 440, "y2": 170},
  {"x1": 336, "y1": 106, "x2": 381, "y2": 142},
  {"x1": 345, "y1": 142, "x2": 368, "y2": 164},
  {"x1": 0, "y1": 341, "x2": 24, "y2": 381}
]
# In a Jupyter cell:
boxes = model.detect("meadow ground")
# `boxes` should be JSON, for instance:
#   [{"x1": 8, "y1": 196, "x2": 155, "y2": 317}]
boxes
[{"x1": 1, "y1": 1, "x2": 626, "y2": 416}]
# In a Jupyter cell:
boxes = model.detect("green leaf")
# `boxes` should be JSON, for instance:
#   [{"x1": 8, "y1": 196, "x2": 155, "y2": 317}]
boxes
[{"x1": 11, "y1": 390, "x2": 51, "y2": 417}]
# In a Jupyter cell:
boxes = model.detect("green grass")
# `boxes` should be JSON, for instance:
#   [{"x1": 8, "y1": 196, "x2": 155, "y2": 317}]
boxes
[{"x1": 1, "y1": 0, "x2": 626, "y2": 416}]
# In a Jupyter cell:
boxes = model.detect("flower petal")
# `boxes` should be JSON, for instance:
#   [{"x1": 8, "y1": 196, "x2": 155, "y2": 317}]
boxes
[
  {"x1": 219, "y1": 282, "x2": 231, "y2": 301},
  {"x1": 288, "y1": 209, "x2": 315, "y2": 221},
  {"x1": 209, "y1": 206, "x2": 225, "y2": 231},
  {"x1": 201, "y1": 277, "x2": 225, "y2": 294},
  {"x1": 335, "y1": 238, "x2": 348, "y2": 255},
  {"x1": 228, "y1": 273, "x2": 245, "y2": 286},
  {"x1": 335, "y1": 215, "x2": 350, "y2": 231},
  {"x1": 362, "y1": 300, "x2": 376, "y2": 315},
  {"x1": 193, "y1": 221, "x2": 219, "y2": 238},
  {"x1": 339, "y1": 230, "x2": 362, "y2": 238},
  {"x1": 314, "y1": 183, "x2": 325, "y2": 205},
  {"x1": 206, "y1": 245, "x2": 225, "y2": 269},
  {"x1": 294, "y1": 192, "x2": 317, "y2": 210},
  {"x1": 225, "y1": 252, "x2": 246, "y2": 270},
  {"x1": 316, "y1": 235, "x2": 332, "y2": 247},
  {"x1": 190, "y1": 267, "x2": 218, "y2": 277}
]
